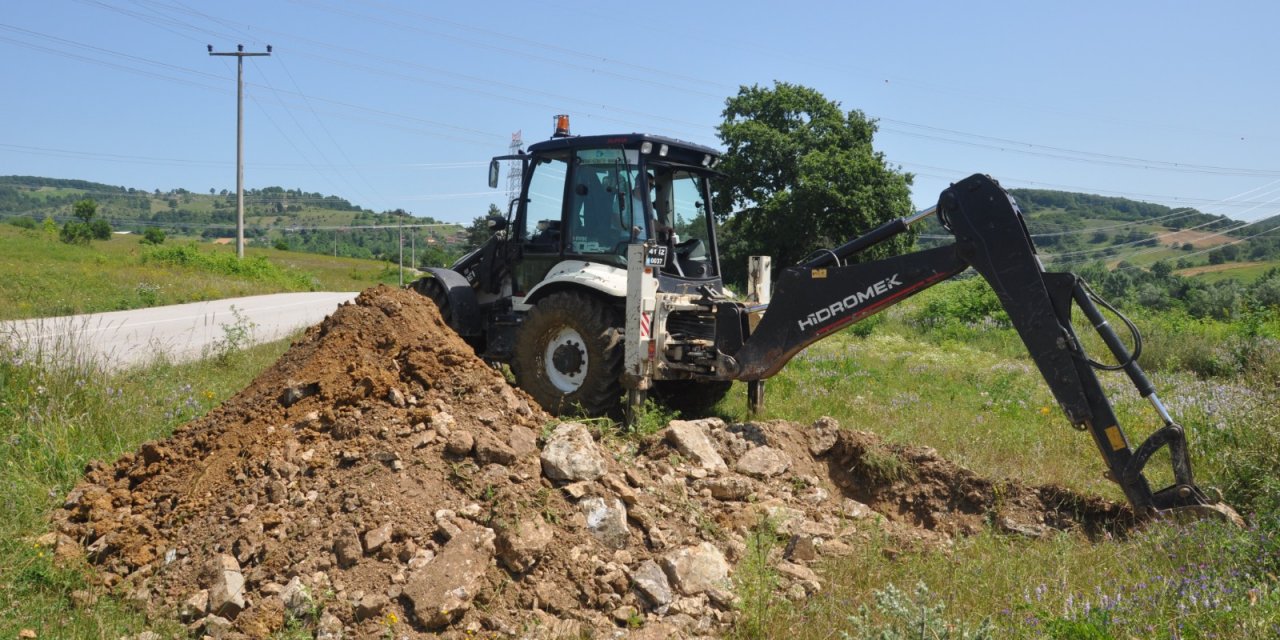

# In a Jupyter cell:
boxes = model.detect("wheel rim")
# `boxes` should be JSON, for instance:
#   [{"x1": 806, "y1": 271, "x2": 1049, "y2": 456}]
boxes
[{"x1": 544, "y1": 326, "x2": 588, "y2": 393}]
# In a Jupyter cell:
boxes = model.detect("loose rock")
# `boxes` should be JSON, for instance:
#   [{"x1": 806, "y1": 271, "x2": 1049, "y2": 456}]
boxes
[
  {"x1": 735, "y1": 445, "x2": 791, "y2": 478},
  {"x1": 661, "y1": 542, "x2": 730, "y2": 596},
  {"x1": 208, "y1": 554, "x2": 246, "y2": 619},
  {"x1": 664, "y1": 420, "x2": 728, "y2": 472},
  {"x1": 401, "y1": 528, "x2": 496, "y2": 630},
  {"x1": 540, "y1": 422, "x2": 606, "y2": 482},
  {"x1": 581, "y1": 496, "x2": 630, "y2": 550}
]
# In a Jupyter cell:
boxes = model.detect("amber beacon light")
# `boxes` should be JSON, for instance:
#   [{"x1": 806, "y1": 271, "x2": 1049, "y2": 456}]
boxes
[{"x1": 553, "y1": 114, "x2": 571, "y2": 138}]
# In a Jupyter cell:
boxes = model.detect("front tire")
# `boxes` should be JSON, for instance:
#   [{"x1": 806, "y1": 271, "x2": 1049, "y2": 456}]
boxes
[
  {"x1": 410, "y1": 277, "x2": 451, "y2": 321},
  {"x1": 409, "y1": 276, "x2": 484, "y2": 353},
  {"x1": 512, "y1": 292, "x2": 623, "y2": 417}
]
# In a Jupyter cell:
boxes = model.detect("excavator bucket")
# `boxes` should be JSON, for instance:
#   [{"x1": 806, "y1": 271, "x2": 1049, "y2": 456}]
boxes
[{"x1": 1167, "y1": 502, "x2": 1245, "y2": 528}]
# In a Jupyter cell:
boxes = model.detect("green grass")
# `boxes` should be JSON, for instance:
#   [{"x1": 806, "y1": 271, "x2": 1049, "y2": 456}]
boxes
[
  {"x1": 708, "y1": 283, "x2": 1280, "y2": 639},
  {"x1": 0, "y1": 329, "x2": 294, "y2": 638},
  {"x1": 0, "y1": 224, "x2": 404, "y2": 320},
  {"x1": 1180, "y1": 260, "x2": 1280, "y2": 284},
  {"x1": 732, "y1": 517, "x2": 1280, "y2": 639}
]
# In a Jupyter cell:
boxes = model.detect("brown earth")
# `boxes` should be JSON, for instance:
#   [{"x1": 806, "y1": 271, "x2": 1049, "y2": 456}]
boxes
[
  {"x1": 1158, "y1": 229, "x2": 1234, "y2": 249},
  {"x1": 49, "y1": 285, "x2": 1134, "y2": 639},
  {"x1": 1175, "y1": 260, "x2": 1271, "y2": 277}
]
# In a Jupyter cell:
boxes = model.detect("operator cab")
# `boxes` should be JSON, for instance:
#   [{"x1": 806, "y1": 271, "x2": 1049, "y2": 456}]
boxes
[{"x1": 490, "y1": 117, "x2": 724, "y2": 296}]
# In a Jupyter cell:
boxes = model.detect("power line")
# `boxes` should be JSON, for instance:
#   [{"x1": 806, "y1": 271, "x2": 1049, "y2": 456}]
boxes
[
  {"x1": 878, "y1": 118, "x2": 1280, "y2": 177},
  {"x1": 11, "y1": 2, "x2": 1280, "y2": 229}
]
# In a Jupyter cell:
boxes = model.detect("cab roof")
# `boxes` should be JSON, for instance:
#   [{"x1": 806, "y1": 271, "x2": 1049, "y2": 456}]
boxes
[{"x1": 526, "y1": 133, "x2": 720, "y2": 162}]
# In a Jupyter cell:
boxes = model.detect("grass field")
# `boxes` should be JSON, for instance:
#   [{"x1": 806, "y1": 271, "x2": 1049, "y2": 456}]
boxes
[
  {"x1": 1176, "y1": 260, "x2": 1278, "y2": 283},
  {"x1": 0, "y1": 225, "x2": 405, "y2": 321}
]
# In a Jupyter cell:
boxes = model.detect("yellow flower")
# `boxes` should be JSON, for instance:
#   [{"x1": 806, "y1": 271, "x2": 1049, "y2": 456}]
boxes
[{"x1": 1039, "y1": 406, "x2": 1051, "y2": 416}]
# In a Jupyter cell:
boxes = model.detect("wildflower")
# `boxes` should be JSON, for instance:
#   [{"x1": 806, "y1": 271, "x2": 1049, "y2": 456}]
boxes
[
  {"x1": 203, "y1": 390, "x2": 215, "y2": 400},
  {"x1": 1039, "y1": 406, "x2": 1051, "y2": 415}
]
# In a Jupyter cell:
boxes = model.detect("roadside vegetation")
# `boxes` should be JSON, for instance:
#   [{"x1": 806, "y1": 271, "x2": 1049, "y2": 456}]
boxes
[
  {"x1": 2, "y1": 274, "x2": 1276, "y2": 638},
  {"x1": 0, "y1": 224, "x2": 405, "y2": 320},
  {"x1": 0, "y1": 326, "x2": 295, "y2": 638}
]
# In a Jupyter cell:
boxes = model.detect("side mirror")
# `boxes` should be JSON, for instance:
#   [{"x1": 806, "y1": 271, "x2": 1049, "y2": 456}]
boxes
[
  {"x1": 488, "y1": 159, "x2": 500, "y2": 189},
  {"x1": 486, "y1": 214, "x2": 508, "y2": 232}
]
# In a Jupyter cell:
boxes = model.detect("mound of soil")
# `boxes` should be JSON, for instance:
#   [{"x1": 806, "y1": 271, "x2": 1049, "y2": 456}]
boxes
[{"x1": 50, "y1": 285, "x2": 1132, "y2": 639}]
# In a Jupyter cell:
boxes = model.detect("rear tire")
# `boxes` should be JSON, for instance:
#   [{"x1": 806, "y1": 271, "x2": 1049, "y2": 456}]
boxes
[
  {"x1": 652, "y1": 380, "x2": 733, "y2": 417},
  {"x1": 512, "y1": 292, "x2": 623, "y2": 417}
]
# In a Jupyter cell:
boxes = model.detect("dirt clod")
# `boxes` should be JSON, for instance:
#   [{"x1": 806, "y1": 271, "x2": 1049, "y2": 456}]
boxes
[{"x1": 52, "y1": 285, "x2": 1133, "y2": 638}]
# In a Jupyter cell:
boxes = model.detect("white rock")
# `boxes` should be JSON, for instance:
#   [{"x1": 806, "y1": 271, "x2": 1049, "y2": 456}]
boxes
[
  {"x1": 664, "y1": 420, "x2": 728, "y2": 472},
  {"x1": 734, "y1": 446, "x2": 790, "y2": 478},
  {"x1": 540, "y1": 422, "x2": 606, "y2": 482},
  {"x1": 208, "y1": 554, "x2": 246, "y2": 619},
  {"x1": 581, "y1": 497, "x2": 630, "y2": 550},
  {"x1": 661, "y1": 542, "x2": 730, "y2": 596}
]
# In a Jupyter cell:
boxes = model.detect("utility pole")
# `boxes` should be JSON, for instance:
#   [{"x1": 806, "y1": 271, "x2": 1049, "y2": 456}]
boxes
[{"x1": 209, "y1": 44, "x2": 271, "y2": 259}]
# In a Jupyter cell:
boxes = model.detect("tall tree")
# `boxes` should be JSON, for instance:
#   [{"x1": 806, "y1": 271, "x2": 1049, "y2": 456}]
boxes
[
  {"x1": 713, "y1": 82, "x2": 914, "y2": 275},
  {"x1": 466, "y1": 204, "x2": 503, "y2": 250},
  {"x1": 73, "y1": 198, "x2": 97, "y2": 222}
]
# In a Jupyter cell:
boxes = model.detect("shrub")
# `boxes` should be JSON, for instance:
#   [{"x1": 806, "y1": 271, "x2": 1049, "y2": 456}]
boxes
[
  {"x1": 90, "y1": 218, "x2": 112, "y2": 240},
  {"x1": 7, "y1": 216, "x2": 37, "y2": 229},
  {"x1": 59, "y1": 221, "x2": 92, "y2": 245},
  {"x1": 141, "y1": 242, "x2": 313, "y2": 290},
  {"x1": 910, "y1": 278, "x2": 1009, "y2": 330},
  {"x1": 840, "y1": 582, "x2": 993, "y2": 640},
  {"x1": 141, "y1": 227, "x2": 166, "y2": 245}
]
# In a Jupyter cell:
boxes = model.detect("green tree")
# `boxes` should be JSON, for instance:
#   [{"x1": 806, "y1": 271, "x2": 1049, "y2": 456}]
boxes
[
  {"x1": 73, "y1": 198, "x2": 97, "y2": 222},
  {"x1": 466, "y1": 204, "x2": 502, "y2": 250},
  {"x1": 90, "y1": 218, "x2": 112, "y2": 240},
  {"x1": 713, "y1": 82, "x2": 915, "y2": 278},
  {"x1": 1150, "y1": 260, "x2": 1173, "y2": 278},
  {"x1": 61, "y1": 198, "x2": 102, "y2": 245},
  {"x1": 142, "y1": 227, "x2": 167, "y2": 245}
]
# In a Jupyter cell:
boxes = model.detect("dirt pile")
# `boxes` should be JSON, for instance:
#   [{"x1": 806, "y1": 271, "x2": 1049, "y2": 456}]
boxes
[{"x1": 50, "y1": 285, "x2": 1132, "y2": 639}]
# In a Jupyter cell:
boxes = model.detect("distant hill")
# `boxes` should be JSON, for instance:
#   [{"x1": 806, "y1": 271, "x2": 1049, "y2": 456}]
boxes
[
  {"x1": 916, "y1": 186, "x2": 1279, "y2": 273},
  {"x1": 0, "y1": 176, "x2": 471, "y2": 266},
  {"x1": 4, "y1": 175, "x2": 1276, "y2": 275}
]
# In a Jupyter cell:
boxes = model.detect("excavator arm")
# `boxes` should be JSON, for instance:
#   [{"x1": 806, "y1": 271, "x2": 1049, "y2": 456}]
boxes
[{"x1": 720, "y1": 174, "x2": 1238, "y2": 519}]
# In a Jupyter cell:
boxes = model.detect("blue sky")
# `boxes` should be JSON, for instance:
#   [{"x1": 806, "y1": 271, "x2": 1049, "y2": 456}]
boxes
[{"x1": 2, "y1": 0, "x2": 1278, "y2": 224}]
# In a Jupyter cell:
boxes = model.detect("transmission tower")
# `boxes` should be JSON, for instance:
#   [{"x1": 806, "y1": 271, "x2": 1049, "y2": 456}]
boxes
[{"x1": 506, "y1": 130, "x2": 523, "y2": 203}]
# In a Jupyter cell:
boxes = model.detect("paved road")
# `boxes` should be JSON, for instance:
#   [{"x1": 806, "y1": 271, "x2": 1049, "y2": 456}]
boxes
[{"x1": 1, "y1": 292, "x2": 359, "y2": 370}]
